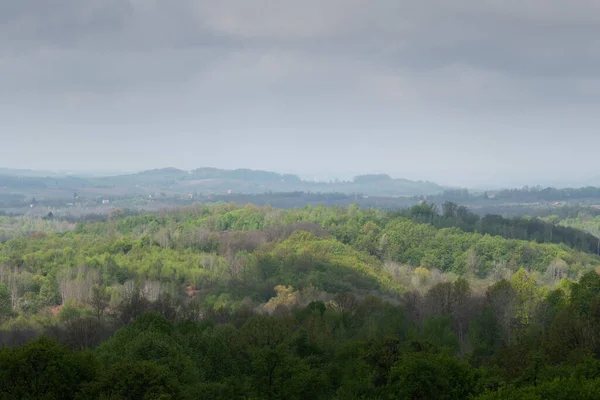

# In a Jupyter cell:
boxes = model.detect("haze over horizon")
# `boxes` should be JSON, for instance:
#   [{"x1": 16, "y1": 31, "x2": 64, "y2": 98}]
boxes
[{"x1": 2, "y1": 1, "x2": 600, "y2": 188}]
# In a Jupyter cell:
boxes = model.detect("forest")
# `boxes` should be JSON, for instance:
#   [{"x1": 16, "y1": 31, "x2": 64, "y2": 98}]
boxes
[
  {"x1": 395, "y1": 202, "x2": 600, "y2": 254},
  {"x1": 2, "y1": 203, "x2": 600, "y2": 398},
  {"x1": 537, "y1": 205, "x2": 600, "y2": 239}
]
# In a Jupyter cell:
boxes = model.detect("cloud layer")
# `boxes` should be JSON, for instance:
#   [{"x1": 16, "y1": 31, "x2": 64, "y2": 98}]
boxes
[{"x1": 2, "y1": 1, "x2": 599, "y2": 186}]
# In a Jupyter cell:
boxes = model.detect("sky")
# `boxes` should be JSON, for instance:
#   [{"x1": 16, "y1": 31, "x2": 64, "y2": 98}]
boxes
[{"x1": 2, "y1": 1, "x2": 600, "y2": 188}]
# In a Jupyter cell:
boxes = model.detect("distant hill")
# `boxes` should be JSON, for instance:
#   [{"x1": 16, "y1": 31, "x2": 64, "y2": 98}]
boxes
[
  {"x1": 0, "y1": 167, "x2": 444, "y2": 200},
  {"x1": 191, "y1": 168, "x2": 303, "y2": 184},
  {"x1": 353, "y1": 174, "x2": 393, "y2": 184},
  {"x1": 137, "y1": 167, "x2": 187, "y2": 176}
]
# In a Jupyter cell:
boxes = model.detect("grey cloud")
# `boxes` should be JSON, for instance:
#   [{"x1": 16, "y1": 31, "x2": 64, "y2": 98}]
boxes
[
  {"x1": 2, "y1": 1, "x2": 600, "y2": 184},
  {"x1": 0, "y1": 0, "x2": 132, "y2": 48},
  {"x1": 3, "y1": 1, "x2": 600, "y2": 78}
]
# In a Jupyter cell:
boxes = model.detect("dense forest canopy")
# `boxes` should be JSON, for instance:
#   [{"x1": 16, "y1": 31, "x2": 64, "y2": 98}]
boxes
[
  {"x1": 0, "y1": 203, "x2": 598, "y2": 330},
  {"x1": 396, "y1": 202, "x2": 600, "y2": 254},
  {"x1": 536, "y1": 205, "x2": 600, "y2": 239},
  {"x1": 2, "y1": 203, "x2": 600, "y2": 398}
]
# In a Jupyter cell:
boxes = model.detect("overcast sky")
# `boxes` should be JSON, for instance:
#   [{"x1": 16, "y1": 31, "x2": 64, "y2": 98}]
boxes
[{"x1": 2, "y1": 1, "x2": 600, "y2": 187}]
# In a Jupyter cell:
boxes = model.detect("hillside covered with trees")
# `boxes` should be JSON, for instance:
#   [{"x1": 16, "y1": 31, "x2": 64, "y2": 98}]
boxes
[
  {"x1": 538, "y1": 205, "x2": 600, "y2": 239},
  {"x1": 2, "y1": 204, "x2": 600, "y2": 398}
]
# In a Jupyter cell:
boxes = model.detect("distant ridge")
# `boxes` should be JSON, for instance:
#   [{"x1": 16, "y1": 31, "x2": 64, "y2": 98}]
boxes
[
  {"x1": 353, "y1": 174, "x2": 392, "y2": 184},
  {"x1": 136, "y1": 167, "x2": 187, "y2": 176},
  {"x1": 0, "y1": 166, "x2": 445, "y2": 197},
  {"x1": 191, "y1": 167, "x2": 302, "y2": 183}
]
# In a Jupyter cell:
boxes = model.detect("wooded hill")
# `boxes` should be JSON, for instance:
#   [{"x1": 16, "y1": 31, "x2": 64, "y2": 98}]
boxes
[
  {"x1": 1, "y1": 203, "x2": 599, "y2": 328},
  {"x1": 2, "y1": 204, "x2": 600, "y2": 398}
]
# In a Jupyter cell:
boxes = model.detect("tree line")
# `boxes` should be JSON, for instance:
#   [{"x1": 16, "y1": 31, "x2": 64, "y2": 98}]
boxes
[{"x1": 395, "y1": 202, "x2": 600, "y2": 254}]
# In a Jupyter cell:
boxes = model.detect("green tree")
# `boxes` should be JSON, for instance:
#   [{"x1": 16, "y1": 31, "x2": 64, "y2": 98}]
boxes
[
  {"x1": 511, "y1": 269, "x2": 541, "y2": 326},
  {"x1": 0, "y1": 337, "x2": 97, "y2": 399},
  {"x1": 388, "y1": 351, "x2": 476, "y2": 399},
  {"x1": 571, "y1": 271, "x2": 600, "y2": 316},
  {"x1": 81, "y1": 361, "x2": 181, "y2": 400},
  {"x1": 422, "y1": 314, "x2": 459, "y2": 354}
]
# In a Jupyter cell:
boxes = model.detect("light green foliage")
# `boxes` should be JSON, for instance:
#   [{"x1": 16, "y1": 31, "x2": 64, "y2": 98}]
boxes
[
  {"x1": 58, "y1": 298, "x2": 87, "y2": 322},
  {"x1": 511, "y1": 269, "x2": 542, "y2": 325},
  {"x1": 0, "y1": 203, "x2": 599, "y2": 331},
  {"x1": 215, "y1": 207, "x2": 266, "y2": 231},
  {"x1": 38, "y1": 276, "x2": 60, "y2": 307},
  {"x1": 0, "y1": 216, "x2": 75, "y2": 242},
  {"x1": 263, "y1": 231, "x2": 399, "y2": 295},
  {"x1": 544, "y1": 209, "x2": 600, "y2": 239}
]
